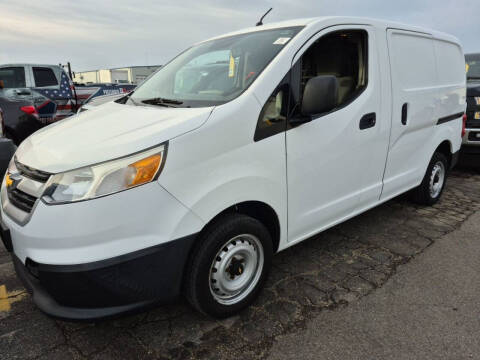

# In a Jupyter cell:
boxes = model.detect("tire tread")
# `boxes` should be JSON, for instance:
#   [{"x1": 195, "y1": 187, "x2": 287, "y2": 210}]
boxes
[{"x1": 184, "y1": 213, "x2": 272, "y2": 317}]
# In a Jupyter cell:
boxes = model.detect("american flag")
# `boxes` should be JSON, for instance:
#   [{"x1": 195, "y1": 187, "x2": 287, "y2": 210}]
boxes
[
  {"x1": 33, "y1": 72, "x2": 74, "y2": 123},
  {"x1": 34, "y1": 72, "x2": 73, "y2": 100}
]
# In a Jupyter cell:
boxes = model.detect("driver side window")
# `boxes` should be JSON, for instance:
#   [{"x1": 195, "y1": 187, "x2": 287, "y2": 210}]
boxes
[{"x1": 295, "y1": 30, "x2": 368, "y2": 115}]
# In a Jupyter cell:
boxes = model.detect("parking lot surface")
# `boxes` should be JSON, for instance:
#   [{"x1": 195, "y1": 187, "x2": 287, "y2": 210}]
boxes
[
  {"x1": 268, "y1": 194, "x2": 480, "y2": 360},
  {"x1": 1, "y1": 169, "x2": 479, "y2": 359}
]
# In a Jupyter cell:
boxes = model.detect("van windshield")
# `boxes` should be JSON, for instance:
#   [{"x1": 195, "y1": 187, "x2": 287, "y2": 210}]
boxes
[
  {"x1": 466, "y1": 54, "x2": 480, "y2": 80},
  {"x1": 128, "y1": 27, "x2": 303, "y2": 108}
]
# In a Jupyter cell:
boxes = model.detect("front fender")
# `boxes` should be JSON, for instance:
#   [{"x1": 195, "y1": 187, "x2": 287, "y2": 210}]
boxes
[{"x1": 160, "y1": 95, "x2": 288, "y2": 248}]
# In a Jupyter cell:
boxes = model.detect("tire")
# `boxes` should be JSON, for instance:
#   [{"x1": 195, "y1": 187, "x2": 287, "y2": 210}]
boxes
[
  {"x1": 411, "y1": 152, "x2": 449, "y2": 205},
  {"x1": 184, "y1": 214, "x2": 273, "y2": 318}
]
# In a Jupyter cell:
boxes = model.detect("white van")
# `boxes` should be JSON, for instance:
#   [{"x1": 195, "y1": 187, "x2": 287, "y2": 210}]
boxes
[{"x1": 0, "y1": 17, "x2": 466, "y2": 320}]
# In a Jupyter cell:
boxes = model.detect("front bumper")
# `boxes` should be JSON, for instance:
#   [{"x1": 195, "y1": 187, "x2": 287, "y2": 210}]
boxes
[
  {"x1": 0, "y1": 180, "x2": 205, "y2": 320},
  {"x1": 460, "y1": 128, "x2": 480, "y2": 166},
  {"x1": 11, "y1": 234, "x2": 195, "y2": 321},
  {"x1": 462, "y1": 128, "x2": 480, "y2": 147}
]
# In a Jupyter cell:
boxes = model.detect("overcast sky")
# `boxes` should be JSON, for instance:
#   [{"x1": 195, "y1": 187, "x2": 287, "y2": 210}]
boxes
[{"x1": 1, "y1": 0, "x2": 479, "y2": 72}]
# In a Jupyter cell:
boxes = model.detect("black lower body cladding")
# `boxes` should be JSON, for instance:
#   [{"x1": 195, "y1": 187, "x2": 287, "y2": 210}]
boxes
[
  {"x1": 13, "y1": 234, "x2": 197, "y2": 321},
  {"x1": 450, "y1": 150, "x2": 460, "y2": 169}
]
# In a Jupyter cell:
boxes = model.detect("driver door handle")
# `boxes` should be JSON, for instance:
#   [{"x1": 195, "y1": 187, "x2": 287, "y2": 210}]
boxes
[{"x1": 359, "y1": 112, "x2": 376, "y2": 130}]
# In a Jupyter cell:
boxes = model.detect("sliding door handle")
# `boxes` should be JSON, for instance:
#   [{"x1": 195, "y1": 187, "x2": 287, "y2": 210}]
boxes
[{"x1": 401, "y1": 103, "x2": 408, "y2": 125}]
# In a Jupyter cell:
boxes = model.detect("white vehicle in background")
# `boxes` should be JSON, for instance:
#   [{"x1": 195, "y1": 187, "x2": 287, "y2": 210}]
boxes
[
  {"x1": 78, "y1": 92, "x2": 127, "y2": 112},
  {"x1": 0, "y1": 17, "x2": 466, "y2": 320}
]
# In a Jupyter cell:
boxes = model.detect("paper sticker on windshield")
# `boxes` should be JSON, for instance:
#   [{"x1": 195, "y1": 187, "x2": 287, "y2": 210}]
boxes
[
  {"x1": 229, "y1": 54, "x2": 235, "y2": 78},
  {"x1": 273, "y1": 37, "x2": 291, "y2": 45},
  {"x1": 466, "y1": 63, "x2": 469, "y2": 73}
]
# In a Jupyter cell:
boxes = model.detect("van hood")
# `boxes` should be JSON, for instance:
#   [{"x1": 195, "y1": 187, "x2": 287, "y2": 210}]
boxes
[{"x1": 16, "y1": 102, "x2": 213, "y2": 173}]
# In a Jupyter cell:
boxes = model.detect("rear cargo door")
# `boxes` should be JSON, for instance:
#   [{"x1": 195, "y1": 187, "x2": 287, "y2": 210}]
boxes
[
  {"x1": 31, "y1": 66, "x2": 74, "y2": 123},
  {"x1": 382, "y1": 29, "x2": 437, "y2": 201}
]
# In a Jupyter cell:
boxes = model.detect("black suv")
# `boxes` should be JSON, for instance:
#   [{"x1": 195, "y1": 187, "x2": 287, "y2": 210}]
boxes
[
  {"x1": 0, "y1": 106, "x2": 16, "y2": 176},
  {"x1": 463, "y1": 53, "x2": 480, "y2": 163}
]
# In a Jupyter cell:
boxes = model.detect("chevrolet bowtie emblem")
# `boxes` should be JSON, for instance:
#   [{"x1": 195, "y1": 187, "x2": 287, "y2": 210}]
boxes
[{"x1": 5, "y1": 174, "x2": 13, "y2": 188}]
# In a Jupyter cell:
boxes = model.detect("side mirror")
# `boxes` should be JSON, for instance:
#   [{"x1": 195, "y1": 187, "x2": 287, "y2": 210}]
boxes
[
  {"x1": 301, "y1": 75, "x2": 338, "y2": 116},
  {"x1": 0, "y1": 80, "x2": 4, "y2": 89}
]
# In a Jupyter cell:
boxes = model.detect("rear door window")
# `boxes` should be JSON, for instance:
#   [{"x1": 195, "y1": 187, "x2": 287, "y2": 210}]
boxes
[
  {"x1": 388, "y1": 32, "x2": 436, "y2": 89},
  {"x1": 434, "y1": 40, "x2": 466, "y2": 85},
  {"x1": 0, "y1": 67, "x2": 26, "y2": 88},
  {"x1": 33, "y1": 67, "x2": 58, "y2": 87}
]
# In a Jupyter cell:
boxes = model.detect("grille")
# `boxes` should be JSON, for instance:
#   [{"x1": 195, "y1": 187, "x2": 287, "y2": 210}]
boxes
[
  {"x1": 15, "y1": 160, "x2": 51, "y2": 183},
  {"x1": 4, "y1": 160, "x2": 51, "y2": 219},
  {"x1": 7, "y1": 189, "x2": 37, "y2": 213}
]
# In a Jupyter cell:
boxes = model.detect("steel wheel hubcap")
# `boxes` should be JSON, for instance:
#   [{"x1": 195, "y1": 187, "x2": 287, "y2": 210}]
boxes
[
  {"x1": 429, "y1": 161, "x2": 445, "y2": 198},
  {"x1": 209, "y1": 234, "x2": 264, "y2": 305}
]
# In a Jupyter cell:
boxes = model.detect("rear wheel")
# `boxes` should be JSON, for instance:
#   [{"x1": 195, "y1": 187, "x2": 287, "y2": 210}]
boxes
[
  {"x1": 411, "y1": 152, "x2": 449, "y2": 205},
  {"x1": 184, "y1": 214, "x2": 273, "y2": 318}
]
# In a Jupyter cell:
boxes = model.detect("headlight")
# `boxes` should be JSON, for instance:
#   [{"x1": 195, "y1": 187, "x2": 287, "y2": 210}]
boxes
[
  {"x1": 6, "y1": 156, "x2": 18, "y2": 175},
  {"x1": 4, "y1": 157, "x2": 18, "y2": 186},
  {"x1": 42, "y1": 144, "x2": 167, "y2": 204}
]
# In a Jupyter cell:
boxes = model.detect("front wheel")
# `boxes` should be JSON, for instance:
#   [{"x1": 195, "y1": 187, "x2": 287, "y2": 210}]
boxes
[
  {"x1": 411, "y1": 152, "x2": 449, "y2": 205},
  {"x1": 184, "y1": 214, "x2": 273, "y2": 318}
]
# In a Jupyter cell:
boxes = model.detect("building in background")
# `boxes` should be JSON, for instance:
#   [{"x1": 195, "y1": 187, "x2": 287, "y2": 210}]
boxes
[{"x1": 73, "y1": 65, "x2": 161, "y2": 85}]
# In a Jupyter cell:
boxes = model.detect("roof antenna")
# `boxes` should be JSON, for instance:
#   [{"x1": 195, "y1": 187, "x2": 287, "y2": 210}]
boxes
[{"x1": 256, "y1": 8, "x2": 273, "y2": 26}]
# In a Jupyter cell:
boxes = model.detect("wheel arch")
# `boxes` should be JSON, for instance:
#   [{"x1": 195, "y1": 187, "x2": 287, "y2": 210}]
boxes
[
  {"x1": 196, "y1": 200, "x2": 281, "y2": 254},
  {"x1": 433, "y1": 139, "x2": 453, "y2": 168}
]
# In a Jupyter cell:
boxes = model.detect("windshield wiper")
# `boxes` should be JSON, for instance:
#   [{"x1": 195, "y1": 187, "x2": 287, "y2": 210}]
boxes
[
  {"x1": 467, "y1": 76, "x2": 480, "y2": 80},
  {"x1": 141, "y1": 97, "x2": 184, "y2": 107}
]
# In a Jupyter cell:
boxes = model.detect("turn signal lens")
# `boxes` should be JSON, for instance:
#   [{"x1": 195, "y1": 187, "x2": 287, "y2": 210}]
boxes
[
  {"x1": 128, "y1": 154, "x2": 162, "y2": 187},
  {"x1": 462, "y1": 114, "x2": 467, "y2": 138}
]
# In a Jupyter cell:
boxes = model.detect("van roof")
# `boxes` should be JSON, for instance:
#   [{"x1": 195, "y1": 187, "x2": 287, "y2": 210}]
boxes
[{"x1": 202, "y1": 16, "x2": 460, "y2": 46}]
